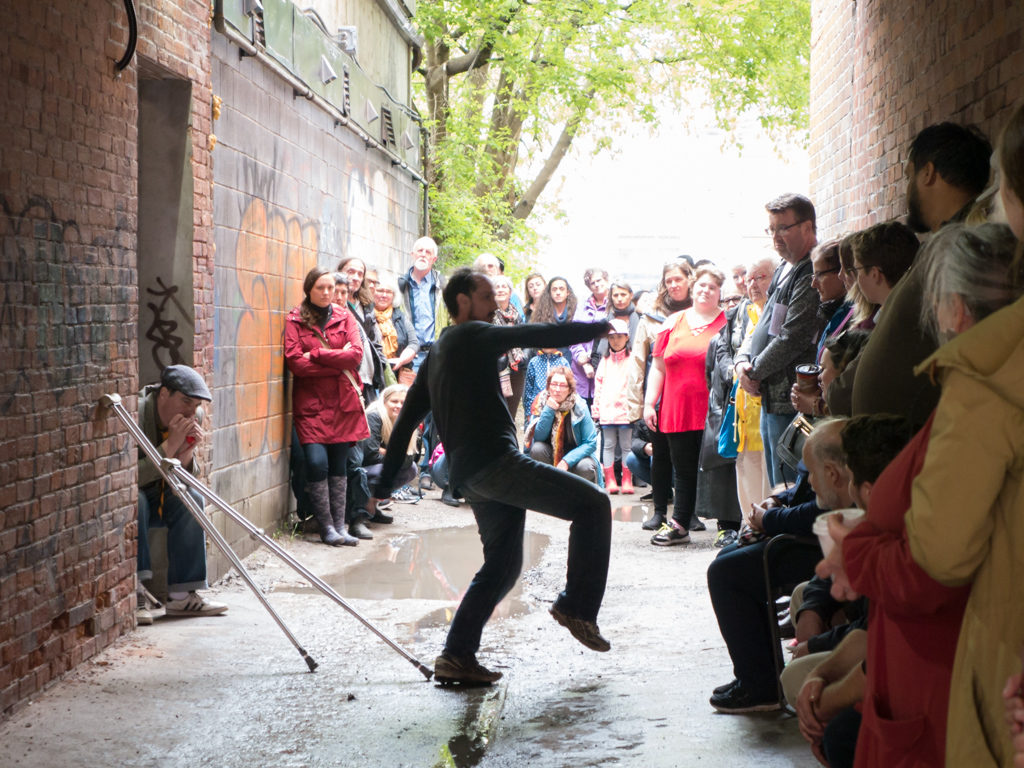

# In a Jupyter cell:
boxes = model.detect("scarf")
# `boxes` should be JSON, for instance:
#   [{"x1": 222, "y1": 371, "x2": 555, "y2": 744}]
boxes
[
  {"x1": 612, "y1": 302, "x2": 635, "y2": 318},
  {"x1": 494, "y1": 304, "x2": 524, "y2": 367},
  {"x1": 663, "y1": 296, "x2": 689, "y2": 313},
  {"x1": 549, "y1": 394, "x2": 576, "y2": 465},
  {"x1": 375, "y1": 306, "x2": 399, "y2": 358}
]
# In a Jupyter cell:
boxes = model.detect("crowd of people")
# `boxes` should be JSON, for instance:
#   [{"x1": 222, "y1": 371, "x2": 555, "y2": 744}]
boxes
[{"x1": 136, "y1": 102, "x2": 1024, "y2": 764}]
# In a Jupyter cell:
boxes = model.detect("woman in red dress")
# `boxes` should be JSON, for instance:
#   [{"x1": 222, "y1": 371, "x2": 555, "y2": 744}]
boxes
[
  {"x1": 285, "y1": 267, "x2": 370, "y2": 546},
  {"x1": 643, "y1": 265, "x2": 727, "y2": 545}
]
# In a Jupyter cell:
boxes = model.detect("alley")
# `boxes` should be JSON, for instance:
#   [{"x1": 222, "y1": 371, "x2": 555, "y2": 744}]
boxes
[{"x1": 0, "y1": 491, "x2": 810, "y2": 767}]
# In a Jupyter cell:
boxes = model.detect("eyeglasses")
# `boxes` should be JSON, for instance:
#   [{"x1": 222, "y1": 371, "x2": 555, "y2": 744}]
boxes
[
  {"x1": 722, "y1": 295, "x2": 743, "y2": 306},
  {"x1": 812, "y1": 267, "x2": 841, "y2": 280},
  {"x1": 765, "y1": 220, "x2": 806, "y2": 237},
  {"x1": 548, "y1": 381, "x2": 569, "y2": 389}
]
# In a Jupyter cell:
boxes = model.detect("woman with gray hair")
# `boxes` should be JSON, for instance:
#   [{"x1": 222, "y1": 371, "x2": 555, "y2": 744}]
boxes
[
  {"x1": 491, "y1": 273, "x2": 527, "y2": 417},
  {"x1": 372, "y1": 273, "x2": 419, "y2": 386},
  {"x1": 820, "y1": 221, "x2": 1024, "y2": 768}
]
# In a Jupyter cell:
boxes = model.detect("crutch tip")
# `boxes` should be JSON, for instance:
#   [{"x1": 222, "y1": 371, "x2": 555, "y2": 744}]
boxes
[
  {"x1": 418, "y1": 663, "x2": 434, "y2": 681},
  {"x1": 305, "y1": 655, "x2": 319, "y2": 672}
]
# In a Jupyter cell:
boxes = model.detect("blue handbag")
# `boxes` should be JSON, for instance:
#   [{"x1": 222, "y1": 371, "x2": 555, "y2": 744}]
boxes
[{"x1": 717, "y1": 380, "x2": 740, "y2": 459}]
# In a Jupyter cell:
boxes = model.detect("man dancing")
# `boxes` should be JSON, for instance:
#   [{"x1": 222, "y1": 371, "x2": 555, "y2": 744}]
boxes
[{"x1": 374, "y1": 268, "x2": 612, "y2": 685}]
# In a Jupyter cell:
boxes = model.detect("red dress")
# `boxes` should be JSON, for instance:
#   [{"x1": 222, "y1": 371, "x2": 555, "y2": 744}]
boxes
[
  {"x1": 843, "y1": 410, "x2": 970, "y2": 768},
  {"x1": 284, "y1": 304, "x2": 370, "y2": 446},
  {"x1": 653, "y1": 310, "x2": 726, "y2": 433}
]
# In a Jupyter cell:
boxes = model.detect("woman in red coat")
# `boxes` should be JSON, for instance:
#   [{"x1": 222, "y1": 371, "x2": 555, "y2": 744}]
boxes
[{"x1": 285, "y1": 267, "x2": 369, "y2": 546}]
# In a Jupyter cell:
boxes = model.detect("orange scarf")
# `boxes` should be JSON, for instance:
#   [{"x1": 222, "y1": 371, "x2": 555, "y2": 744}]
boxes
[{"x1": 375, "y1": 306, "x2": 398, "y2": 358}]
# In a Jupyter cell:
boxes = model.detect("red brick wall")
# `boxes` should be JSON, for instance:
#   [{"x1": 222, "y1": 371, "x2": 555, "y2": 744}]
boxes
[
  {"x1": 810, "y1": 0, "x2": 1024, "y2": 235},
  {"x1": 0, "y1": 0, "x2": 212, "y2": 717}
]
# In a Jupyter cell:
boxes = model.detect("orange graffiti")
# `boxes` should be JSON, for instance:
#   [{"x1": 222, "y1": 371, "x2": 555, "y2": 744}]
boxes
[{"x1": 234, "y1": 198, "x2": 318, "y2": 460}]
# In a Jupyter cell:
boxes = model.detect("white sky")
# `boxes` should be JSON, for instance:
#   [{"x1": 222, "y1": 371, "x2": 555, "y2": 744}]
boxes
[{"x1": 529, "y1": 106, "x2": 810, "y2": 295}]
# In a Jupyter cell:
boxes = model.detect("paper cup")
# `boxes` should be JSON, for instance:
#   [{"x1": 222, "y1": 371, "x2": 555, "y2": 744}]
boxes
[{"x1": 813, "y1": 508, "x2": 866, "y2": 556}]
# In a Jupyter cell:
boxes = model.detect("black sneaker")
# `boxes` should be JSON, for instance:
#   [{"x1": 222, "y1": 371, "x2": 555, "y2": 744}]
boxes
[
  {"x1": 650, "y1": 523, "x2": 690, "y2": 546},
  {"x1": 434, "y1": 653, "x2": 503, "y2": 686},
  {"x1": 709, "y1": 682, "x2": 780, "y2": 713},
  {"x1": 641, "y1": 512, "x2": 666, "y2": 531},
  {"x1": 549, "y1": 605, "x2": 611, "y2": 652},
  {"x1": 713, "y1": 678, "x2": 739, "y2": 696},
  {"x1": 714, "y1": 529, "x2": 739, "y2": 548}
]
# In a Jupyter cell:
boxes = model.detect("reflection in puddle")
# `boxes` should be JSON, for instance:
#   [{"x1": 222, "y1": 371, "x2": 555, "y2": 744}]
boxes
[
  {"x1": 276, "y1": 526, "x2": 549, "y2": 627},
  {"x1": 611, "y1": 503, "x2": 649, "y2": 523}
]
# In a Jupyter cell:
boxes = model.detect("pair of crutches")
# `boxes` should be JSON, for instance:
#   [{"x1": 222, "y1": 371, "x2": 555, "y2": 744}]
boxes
[{"x1": 99, "y1": 393, "x2": 433, "y2": 680}]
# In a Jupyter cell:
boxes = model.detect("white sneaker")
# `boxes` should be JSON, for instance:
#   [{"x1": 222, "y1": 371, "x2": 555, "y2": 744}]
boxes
[
  {"x1": 164, "y1": 592, "x2": 228, "y2": 617},
  {"x1": 137, "y1": 587, "x2": 165, "y2": 625}
]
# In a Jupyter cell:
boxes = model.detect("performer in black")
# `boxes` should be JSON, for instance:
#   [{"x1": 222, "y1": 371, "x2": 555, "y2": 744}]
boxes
[{"x1": 374, "y1": 268, "x2": 612, "y2": 685}]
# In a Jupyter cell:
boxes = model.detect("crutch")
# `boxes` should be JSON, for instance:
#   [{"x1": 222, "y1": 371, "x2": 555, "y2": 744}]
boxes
[{"x1": 100, "y1": 393, "x2": 433, "y2": 680}]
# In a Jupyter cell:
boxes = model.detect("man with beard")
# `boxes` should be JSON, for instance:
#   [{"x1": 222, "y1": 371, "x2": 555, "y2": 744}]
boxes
[
  {"x1": 824, "y1": 123, "x2": 991, "y2": 428},
  {"x1": 374, "y1": 269, "x2": 613, "y2": 685}
]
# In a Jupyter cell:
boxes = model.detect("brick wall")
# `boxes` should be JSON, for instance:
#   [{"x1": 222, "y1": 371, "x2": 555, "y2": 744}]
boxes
[
  {"x1": 810, "y1": 0, "x2": 1024, "y2": 236},
  {"x1": 0, "y1": 0, "x2": 213, "y2": 718}
]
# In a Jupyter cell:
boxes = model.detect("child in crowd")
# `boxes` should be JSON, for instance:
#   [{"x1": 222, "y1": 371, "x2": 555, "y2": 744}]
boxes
[
  {"x1": 523, "y1": 347, "x2": 570, "y2": 428},
  {"x1": 591, "y1": 319, "x2": 634, "y2": 494}
]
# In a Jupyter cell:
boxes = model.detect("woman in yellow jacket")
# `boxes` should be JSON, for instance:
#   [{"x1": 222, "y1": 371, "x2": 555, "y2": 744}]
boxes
[{"x1": 904, "y1": 221, "x2": 1024, "y2": 767}]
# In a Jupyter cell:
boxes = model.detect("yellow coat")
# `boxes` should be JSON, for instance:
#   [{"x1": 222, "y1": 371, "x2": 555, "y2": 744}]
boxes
[{"x1": 905, "y1": 295, "x2": 1024, "y2": 768}]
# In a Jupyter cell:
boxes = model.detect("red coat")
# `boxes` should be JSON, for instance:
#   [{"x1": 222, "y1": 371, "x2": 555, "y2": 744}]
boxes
[
  {"x1": 285, "y1": 304, "x2": 370, "y2": 445},
  {"x1": 843, "y1": 411, "x2": 970, "y2": 768}
]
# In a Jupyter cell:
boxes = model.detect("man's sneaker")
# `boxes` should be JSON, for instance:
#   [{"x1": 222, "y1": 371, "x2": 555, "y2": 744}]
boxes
[
  {"x1": 164, "y1": 592, "x2": 228, "y2": 617},
  {"x1": 713, "y1": 678, "x2": 740, "y2": 696},
  {"x1": 392, "y1": 485, "x2": 420, "y2": 504},
  {"x1": 434, "y1": 653, "x2": 503, "y2": 686},
  {"x1": 714, "y1": 529, "x2": 739, "y2": 548},
  {"x1": 136, "y1": 587, "x2": 165, "y2": 625},
  {"x1": 709, "y1": 682, "x2": 780, "y2": 713},
  {"x1": 650, "y1": 522, "x2": 690, "y2": 546},
  {"x1": 549, "y1": 605, "x2": 611, "y2": 652}
]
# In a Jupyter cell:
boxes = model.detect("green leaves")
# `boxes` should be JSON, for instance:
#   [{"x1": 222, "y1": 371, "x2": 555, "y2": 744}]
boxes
[{"x1": 416, "y1": 0, "x2": 809, "y2": 267}]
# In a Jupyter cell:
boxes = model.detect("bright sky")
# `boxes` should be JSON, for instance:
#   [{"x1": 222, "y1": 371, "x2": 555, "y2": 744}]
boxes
[{"x1": 529, "y1": 106, "x2": 810, "y2": 296}]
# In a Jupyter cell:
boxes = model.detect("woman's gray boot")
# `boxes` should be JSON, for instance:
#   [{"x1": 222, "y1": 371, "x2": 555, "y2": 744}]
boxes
[
  {"x1": 328, "y1": 476, "x2": 359, "y2": 546},
  {"x1": 306, "y1": 479, "x2": 346, "y2": 546}
]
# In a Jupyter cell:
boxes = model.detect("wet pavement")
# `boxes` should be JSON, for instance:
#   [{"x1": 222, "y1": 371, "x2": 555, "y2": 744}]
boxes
[{"x1": 0, "y1": 491, "x2": 813, "y2": 767}]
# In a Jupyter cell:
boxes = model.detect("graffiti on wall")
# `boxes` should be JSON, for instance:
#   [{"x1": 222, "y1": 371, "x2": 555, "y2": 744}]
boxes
[
  {"x1": 143, "y1": 277, "x2": 187, "y2": 370},
  {"x1": 217, "y1": 158, "x2": 319, "y2": 463},
  {"x1": 1, "y1": 194, "x2": 131, "y2": 414}
]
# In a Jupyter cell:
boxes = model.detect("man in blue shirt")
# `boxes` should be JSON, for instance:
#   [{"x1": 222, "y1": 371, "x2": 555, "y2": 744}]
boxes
[{"x1": 400, "y1": 236, "x2": 444, "y2": 373}]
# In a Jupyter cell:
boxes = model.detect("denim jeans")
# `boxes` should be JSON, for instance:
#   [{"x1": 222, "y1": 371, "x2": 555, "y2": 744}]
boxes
[
  {"x1": 760, "y1": 410, "x2": 797, "y2": 487},
  {"x1": 444, "y1": 450, "x2": 612, "y2": 658},
  {"x1": 137, "y1": 483, "x2": 208, "y2": 593}
]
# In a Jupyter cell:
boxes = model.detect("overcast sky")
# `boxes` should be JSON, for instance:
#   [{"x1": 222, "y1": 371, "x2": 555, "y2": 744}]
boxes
[{"x1": 529, "y1": 106, "x2": 809, "y2": 296}]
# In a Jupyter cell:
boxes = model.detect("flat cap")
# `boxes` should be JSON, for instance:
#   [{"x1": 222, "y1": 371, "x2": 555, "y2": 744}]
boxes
[{"x1": 160, "y1": 365, "x2": 212, "y2": 401}]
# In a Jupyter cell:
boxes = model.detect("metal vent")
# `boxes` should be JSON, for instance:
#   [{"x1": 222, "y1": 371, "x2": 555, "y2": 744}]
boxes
[
  {"x1": 342, "y1": 68, "x2": 351, "y2": 116},
  {"x1": 381, "y1": 106, "x2": 396, "y2": 147}
]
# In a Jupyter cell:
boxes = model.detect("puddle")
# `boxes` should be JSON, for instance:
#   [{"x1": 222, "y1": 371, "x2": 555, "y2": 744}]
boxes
[
  {"x1": 275, "y1": 526, "x2": 550, "y2": 627},
  {"x1": 610, "y1": 503, "x2": 651, "y2": 523}
]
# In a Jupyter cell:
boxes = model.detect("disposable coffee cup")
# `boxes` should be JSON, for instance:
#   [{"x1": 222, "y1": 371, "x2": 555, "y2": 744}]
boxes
[
  {"x1": 813, "y1": 508, "x2": 867, "y2": 556},
  {"x1": 795, "y1": 363, "x2": 823, "y2": 393}
]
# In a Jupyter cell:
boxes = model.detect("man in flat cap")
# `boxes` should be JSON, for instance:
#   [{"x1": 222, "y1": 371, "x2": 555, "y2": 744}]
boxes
[{"x1": 136, "y1": 365, "x2": 227, "y2": 623}]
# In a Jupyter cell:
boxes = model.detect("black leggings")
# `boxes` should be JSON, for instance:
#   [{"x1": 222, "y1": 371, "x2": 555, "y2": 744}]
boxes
[{"x1": 665, "y1": 430, "x2": 702, "y2": 526}]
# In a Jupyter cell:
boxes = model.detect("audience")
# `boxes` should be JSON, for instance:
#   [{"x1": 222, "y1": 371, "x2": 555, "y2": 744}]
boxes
[{"x1": 527, "y1": 366, "x2": 602, "y2": 485}]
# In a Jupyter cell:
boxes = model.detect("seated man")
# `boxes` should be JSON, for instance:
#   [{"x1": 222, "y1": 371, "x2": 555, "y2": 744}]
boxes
[
  {"x1": 707, "y1": 418, "x2": 852, "y2": 713},
  {"x1": 136, "y1": 365, "x2": 227, "y2": 622}
]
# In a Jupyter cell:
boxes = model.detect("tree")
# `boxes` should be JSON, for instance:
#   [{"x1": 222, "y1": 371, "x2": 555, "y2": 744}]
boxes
[{"x1": 414, "y1": 0, "x2": 810, "y2": 267}]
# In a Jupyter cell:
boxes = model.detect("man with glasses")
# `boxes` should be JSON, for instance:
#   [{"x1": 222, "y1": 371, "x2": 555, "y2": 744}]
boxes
[{"x1": 734, "y1": 193, "x2": 822, "y2": 486}]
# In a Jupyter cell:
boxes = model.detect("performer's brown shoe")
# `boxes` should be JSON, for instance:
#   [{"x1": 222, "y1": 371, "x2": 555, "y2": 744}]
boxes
[
  {"x1": 550, "y1": 605, "x2": 611, "y2": 652},
  {"x1": 434, "y1": 653, "x2": 503, "y2": 686}
]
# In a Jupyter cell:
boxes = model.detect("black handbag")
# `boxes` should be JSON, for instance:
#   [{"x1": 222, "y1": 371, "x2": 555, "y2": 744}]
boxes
[{"x1": 775, "y1": 413, "x2": 816, "y2": 471}]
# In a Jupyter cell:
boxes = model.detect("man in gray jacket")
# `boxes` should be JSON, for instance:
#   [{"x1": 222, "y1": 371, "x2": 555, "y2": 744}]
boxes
[{"x1": 734, "y1": 194, "x2": 822, "y2": 486}]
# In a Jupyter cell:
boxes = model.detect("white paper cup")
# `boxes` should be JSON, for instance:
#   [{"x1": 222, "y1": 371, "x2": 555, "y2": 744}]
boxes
[{"x1": 813, "y1": 508, "x2": 866, "y2": 556}]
